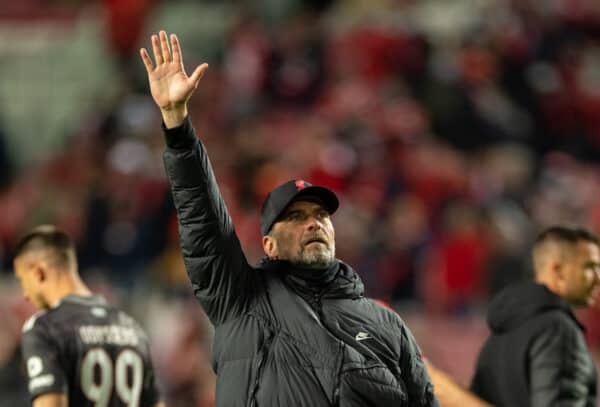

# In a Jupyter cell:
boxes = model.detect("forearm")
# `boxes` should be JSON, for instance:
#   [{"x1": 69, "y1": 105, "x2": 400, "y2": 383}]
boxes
[
  {"x1": 33, "y1": 393, "x2": 68, "y2": 407},
  {"x1": 162, "y1": 116, "x2": 234, "y2": 238},
  {"x1": 162, "y1": 117, "x2": 253, "y2": 324},
  {"x1": 427, "y1": 364, "x2": 492, "y2": 407},
  {"x1": 434, "y1": 377, "x2": 492, "y2": 407}
]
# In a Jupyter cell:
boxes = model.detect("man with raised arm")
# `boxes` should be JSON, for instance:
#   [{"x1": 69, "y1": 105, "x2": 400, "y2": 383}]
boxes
[{"x1": 140, "y1": 30, "x2": 439, "y2": 407}]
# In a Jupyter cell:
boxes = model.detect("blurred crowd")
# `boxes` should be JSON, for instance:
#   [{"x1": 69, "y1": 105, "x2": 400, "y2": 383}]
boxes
[{"x1": 1, "y1": 0, "x2": 600, "y2": 405}]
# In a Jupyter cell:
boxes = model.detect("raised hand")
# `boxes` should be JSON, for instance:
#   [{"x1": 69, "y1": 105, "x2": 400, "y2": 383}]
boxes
[{"x1": 140, "y1": 31, "x2": 208, "y2": 128}]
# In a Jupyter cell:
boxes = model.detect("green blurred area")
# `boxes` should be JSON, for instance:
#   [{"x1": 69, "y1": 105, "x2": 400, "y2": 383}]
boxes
[{"x1": 0, "y1": 2, "x2": 237, "y2": 167}]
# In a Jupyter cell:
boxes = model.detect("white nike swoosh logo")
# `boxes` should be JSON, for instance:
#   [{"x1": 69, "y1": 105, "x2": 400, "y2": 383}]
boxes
[{"x1": 355, "y1": 332, "x2": 371, "y2": 341}]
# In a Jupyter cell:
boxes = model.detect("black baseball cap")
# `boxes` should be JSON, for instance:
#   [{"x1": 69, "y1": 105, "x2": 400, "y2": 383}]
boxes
[{"x1": 260, "y1": 179, "x2": 339, "y2": 236}]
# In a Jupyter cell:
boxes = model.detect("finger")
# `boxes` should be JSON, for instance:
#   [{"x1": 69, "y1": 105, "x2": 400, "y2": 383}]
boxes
[
  {"x1": 140, "y1": 48, "x2": 154, "y2": 72},
  {"x1": 160, "y1": 30, "x2": 172, "y2": 63},
  {"x1": 189, "y1": 63, "x2": 209, "y2": 88},
  {"x1": 171, "y1": 33, "x2": 182, "y2": 65},
  {"x1": 151, "y1": 35, "x2": 163, "y2": 65}
]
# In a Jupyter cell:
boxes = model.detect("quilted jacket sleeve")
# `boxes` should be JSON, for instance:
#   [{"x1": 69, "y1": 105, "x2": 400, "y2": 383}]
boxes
[
  {"x1": 162, "y1": 116, "x2": 261, "y2": 326},
  {"x1": 528, "y1": 315, "x2": 596, "y2": 407},
  {"x1": 399, "y1": 322, "x2": 441, "y2": 407}
]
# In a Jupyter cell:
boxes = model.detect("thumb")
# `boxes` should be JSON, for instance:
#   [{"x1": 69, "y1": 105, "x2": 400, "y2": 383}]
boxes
[{"x1": 189, "y1": 63, "x2": 209, "y2": 88}]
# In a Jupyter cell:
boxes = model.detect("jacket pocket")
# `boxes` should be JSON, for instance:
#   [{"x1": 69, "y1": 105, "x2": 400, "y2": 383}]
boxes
[{"x1": 338, "y1": 365, "x2": 408, "y2": 406}]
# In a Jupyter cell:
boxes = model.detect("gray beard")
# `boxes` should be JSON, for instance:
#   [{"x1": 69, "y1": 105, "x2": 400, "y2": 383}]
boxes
[{"x1": 291, "y1": 249, "x2": 336, "y2": 269}]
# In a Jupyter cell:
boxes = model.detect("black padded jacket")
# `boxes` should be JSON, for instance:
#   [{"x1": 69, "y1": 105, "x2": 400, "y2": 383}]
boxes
[
  {"x1": 161, "y1": 117, "x2": 439, "y2": 407},
  {"x1": 471, "y1": 281, "x2": 598, "y2": 406}
]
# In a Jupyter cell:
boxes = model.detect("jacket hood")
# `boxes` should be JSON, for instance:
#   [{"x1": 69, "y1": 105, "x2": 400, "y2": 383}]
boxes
[{"x1": 487, "y1": 281, "x2": 581, "y2": 333}]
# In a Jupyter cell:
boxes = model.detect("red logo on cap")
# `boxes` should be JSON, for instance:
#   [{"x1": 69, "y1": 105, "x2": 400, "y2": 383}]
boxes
[{"x1": 295, "y1": 180, "x2": 306, "y2": 190}]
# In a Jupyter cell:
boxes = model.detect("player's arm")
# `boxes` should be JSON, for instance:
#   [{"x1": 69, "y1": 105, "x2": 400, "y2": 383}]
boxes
[
  {"x1": 153, "y1": 402, "x2": 166, "y2": 407},
  {"x1": 32, "y1": 393, "x2": 67, "y2": 407},
  {"x1": 528, "y1": 320, "x2": 592, "y2": 406},
  {"x1": 426, "y1": 362, "x2": 493, "y2": 407},
  {"x1": 20, "y1": 316, "x2": 68, "y2": 406},
  {"x1": 141, "y1": 31, "x2": 260, "y2": 326}
]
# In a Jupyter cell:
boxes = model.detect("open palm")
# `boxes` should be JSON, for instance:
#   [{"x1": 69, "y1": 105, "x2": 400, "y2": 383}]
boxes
[{"x1": 140, "y1": 31, "x2": 208, "y2": 111}]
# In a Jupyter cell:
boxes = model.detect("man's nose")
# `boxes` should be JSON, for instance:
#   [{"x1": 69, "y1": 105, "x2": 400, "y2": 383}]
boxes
[
  {"x1": 595, "y1": 266, "x2": 600, "y2": 283},
  {"x1": 306, "y1": 216, "x2": 323, "y2": 231}
]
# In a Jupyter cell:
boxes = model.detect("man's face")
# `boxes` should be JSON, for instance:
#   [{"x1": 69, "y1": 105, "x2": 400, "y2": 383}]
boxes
[
  {"x1": 267, "y1": 199, "x2": 336, "y2": 268},
  {"x1": 13, "y1": 257, "x2": 49, "y2": 310},
  {"x1": 561, "y1": 241, "x2": 600, "y2": 307}
]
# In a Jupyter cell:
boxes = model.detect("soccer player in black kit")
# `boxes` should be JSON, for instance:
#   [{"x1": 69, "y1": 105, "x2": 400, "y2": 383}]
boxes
[{"x1": 13, "y1": 225, "x2": 164, "y2": 407}]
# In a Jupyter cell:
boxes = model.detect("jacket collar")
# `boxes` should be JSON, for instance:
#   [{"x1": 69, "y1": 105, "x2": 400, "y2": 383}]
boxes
[
  {"x1": 258, "y1": 258, "x2": 364, "y2": 299},
  {"x1": 487, "y1": 281, "x2": 583, "y2": 333}
]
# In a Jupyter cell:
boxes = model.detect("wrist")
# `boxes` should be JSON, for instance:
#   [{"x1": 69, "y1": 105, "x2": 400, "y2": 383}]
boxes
[{"x1": 161, "y1": 105, "x2": 188, "y2": 129}]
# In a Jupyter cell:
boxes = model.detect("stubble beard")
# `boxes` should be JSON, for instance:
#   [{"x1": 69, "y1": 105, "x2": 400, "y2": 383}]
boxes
[
  {"x1": 293, "y1": 244, "x2": 336, "y2": 268},
  {"x1": 34, "y1": 293, "x2": 50, "y2": 310},
  {"x1": 585, "y1": 287, "x2": 599, "y2": 306}
]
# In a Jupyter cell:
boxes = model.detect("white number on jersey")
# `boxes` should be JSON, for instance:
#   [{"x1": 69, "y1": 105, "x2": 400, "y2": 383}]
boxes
[{"x1": 80, "y1": 348, "x2": 143, "y2": 407}]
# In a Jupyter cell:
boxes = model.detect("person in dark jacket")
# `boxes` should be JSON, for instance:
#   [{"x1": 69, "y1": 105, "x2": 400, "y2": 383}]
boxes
[
  {"x1": 140, "y1": 30, "x2": 439, "y2": 407},
  {"x1": 427, "y1": 225, "x2": 600, "y2": 407}
]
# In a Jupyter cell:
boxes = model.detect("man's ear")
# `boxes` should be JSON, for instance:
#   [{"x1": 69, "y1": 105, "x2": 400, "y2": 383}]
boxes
[
  {"x1": 262, "y1": 235, "x2": 278, "y2": 258},
  {"x1": 32, "y1": 264, "x2": 46, "y2": 283},
  {"x1": 551, "y1": 261, "x2": 567, "y2": 293}
]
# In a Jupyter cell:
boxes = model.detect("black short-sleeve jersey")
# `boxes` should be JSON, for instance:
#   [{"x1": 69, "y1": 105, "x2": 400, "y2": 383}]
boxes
[{"x1": 20, "y1": 294, "x2": 160, "y2": 406}]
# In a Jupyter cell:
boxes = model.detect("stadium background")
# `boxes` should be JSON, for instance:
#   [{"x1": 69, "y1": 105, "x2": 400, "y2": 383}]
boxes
[{"x1": 1, "y1": 0, "x2": 600, "y2": 405}]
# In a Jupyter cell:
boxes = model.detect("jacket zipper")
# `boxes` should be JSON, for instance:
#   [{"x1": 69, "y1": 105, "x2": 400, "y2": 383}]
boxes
[
  {"x1": 312, "y1": 292, "x2": 343, "y2": 407},
  {"x1": 332, "y1": 341, "x2": 344, "y2": 407}
]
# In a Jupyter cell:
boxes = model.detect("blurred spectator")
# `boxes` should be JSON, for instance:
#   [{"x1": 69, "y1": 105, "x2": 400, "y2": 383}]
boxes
[
  {"x1": 0, "y1": 120, "x2": 13, "y2": 191},
  {"x1": 265, "y1": 10, "x2": 327, "y2": 107},
  {"x1": 0, "y1": 287, "x2": 34, "y2": 406},
  {"x1": 102, "y1": 0, "x2": 155, "y2": 69},
  {"x1": 148, "y1": 297, "x2": 215, "y2": 407}
]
